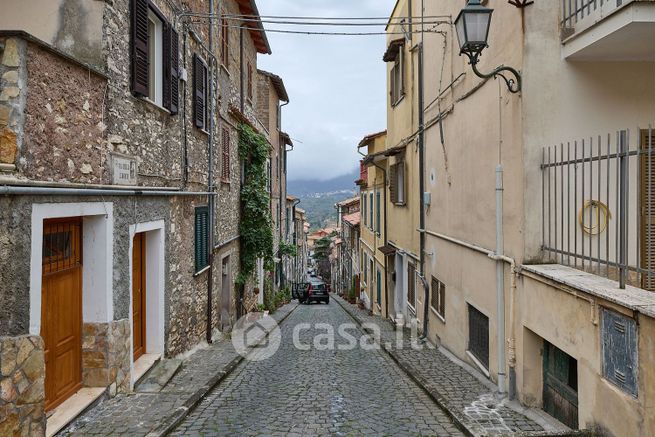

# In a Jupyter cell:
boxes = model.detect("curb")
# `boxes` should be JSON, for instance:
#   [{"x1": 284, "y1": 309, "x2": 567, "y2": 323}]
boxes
[
  {"x1": 148, "y1": 302, "x2": 299, "y2": 437},
  {"x1": 333, "y1": 296, "x2": 592, "y2": 437}
]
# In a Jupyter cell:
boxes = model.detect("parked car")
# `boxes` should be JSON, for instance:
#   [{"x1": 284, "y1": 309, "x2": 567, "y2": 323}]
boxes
[
  {"x1": 301, "y1": 280, "x2": 329, "y2": 304},
  {"x1": 292, "y1": 282, "x2": 309, "y2": 300}
]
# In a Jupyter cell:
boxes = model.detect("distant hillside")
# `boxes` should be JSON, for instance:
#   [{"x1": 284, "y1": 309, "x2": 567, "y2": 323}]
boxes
[
  {"x1": 288, "y1": 169, "x2": 359, "y2": 196},
  {"x1": 288, "y1": 170, "x2": 359, "y2": 230}
]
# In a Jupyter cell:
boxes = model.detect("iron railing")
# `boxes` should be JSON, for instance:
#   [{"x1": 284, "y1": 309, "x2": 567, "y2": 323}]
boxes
[
  {"x1": 561, "y1": 0, "x2": 623, "y2": 30},
  {"x1": 541, "y1": 126, "x2": 654, "y2": 290}
]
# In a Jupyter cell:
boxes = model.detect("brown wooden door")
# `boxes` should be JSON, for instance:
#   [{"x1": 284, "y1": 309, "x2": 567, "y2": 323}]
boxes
[
  {"x1": 41, "y1": 218, "x2": 83, "y2": 411},
  {"x1": 132, "y1": 233, "x2": 147, "y2": 360}
]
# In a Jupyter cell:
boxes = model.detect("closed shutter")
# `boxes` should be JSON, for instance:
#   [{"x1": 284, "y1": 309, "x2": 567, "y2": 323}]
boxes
[
  {"x1": 162, "y1": 24, "x2": 171, "y2": 111},
  {"x1": 195, "y1": 206, "x2": 209, "y2": 272},
  {"x1": 193, "y1": 54, "x2": 206, "y2": 129},
  {"x1": 131, "y1": 0, "x2": 149, "y2": 96},
  {"x1": 247, "y1": 62, "x2": 253, "y2": 101},
  {"x1": 640, "y1": 129, "x2": 655, "y2": 290},
  {"x1": 222, "y1": 128, "x2": 230, "y2": 180},
  {"x1": 376, "y1": 191, "x2": 381, "y2": 233},
  {"x1": 170, "y1": 28, "x2": 179, "y2": 114},
  {"x1": 389, "y1": 164, "x2": 398, "y2": 204},
  {"x1": 221, "y1": 14, "x2": 229, "y2": 67}
]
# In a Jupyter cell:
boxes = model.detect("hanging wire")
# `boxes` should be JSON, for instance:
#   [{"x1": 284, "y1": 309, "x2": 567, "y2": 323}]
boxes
[
  {"x1": 187, "y1": 13, "x2": 451, "y2": 21},
  {"x1": 189, "y1": 20, "x2": 445, "y2": 36}
]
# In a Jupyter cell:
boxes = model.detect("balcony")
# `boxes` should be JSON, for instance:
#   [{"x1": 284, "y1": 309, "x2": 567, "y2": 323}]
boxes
[
  {"x1": 561, "y1": 0, "x2": 655, "y2": 61},
  {"x1": 541, "y1": 125, "x2": 655, "y2": 291}
]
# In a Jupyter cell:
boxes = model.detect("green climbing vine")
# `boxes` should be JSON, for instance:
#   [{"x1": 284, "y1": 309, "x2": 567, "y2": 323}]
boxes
[
  {"x1": 237, "y1": 123, "x2": 274, "y2": 285},
  {"x1": 278, "y1": 241, "x2": 297, "y2": 258}
]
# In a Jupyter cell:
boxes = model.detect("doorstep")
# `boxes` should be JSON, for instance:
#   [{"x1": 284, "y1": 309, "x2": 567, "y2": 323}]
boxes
[
  {"x1": 133, "y1": 353, "x2": 161, "y2": 386},
  {"x1": 46, "y1": 387, "x2": 105, "y2": 437}
]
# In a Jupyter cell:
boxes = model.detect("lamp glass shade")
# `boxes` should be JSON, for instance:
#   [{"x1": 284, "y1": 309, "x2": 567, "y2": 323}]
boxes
[{"x1": 454, "y1": 3, "x2": 493, "y2": 54}]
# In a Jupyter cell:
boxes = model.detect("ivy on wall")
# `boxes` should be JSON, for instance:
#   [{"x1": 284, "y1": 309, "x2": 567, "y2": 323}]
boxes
[
  {"x1": 279, "y1": 241, "x2": 297, "y2": 258},
  {"x1": 237, "y1": 123, "x2": 274, "y2": 285}
]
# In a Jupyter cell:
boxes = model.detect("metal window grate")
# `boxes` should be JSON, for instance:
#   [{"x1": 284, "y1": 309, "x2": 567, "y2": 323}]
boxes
[
  {"x1": 541, "y1": 126, "x2": 655, "y2": 290},
  {"x1": 42, "y1": 218, "x2": 82, "y2": 275}
]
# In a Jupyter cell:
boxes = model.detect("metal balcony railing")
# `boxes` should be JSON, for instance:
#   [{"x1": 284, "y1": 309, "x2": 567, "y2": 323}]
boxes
[{"x1": 541, "y1": 125, "x2": 655, "y2": 290}]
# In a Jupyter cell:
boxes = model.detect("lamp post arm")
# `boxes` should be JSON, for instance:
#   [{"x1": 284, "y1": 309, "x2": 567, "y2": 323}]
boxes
[{"x1": 471, "y1": 62, "x2": 522, "y2": 94}]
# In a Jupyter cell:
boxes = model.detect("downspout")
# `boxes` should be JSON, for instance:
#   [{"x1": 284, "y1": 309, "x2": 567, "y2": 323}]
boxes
[
  {"x1": 237, "y1": 22, "x2": 245, "y2": 317},
  {"x1": 495, "y1": 80, "x2": 507, "y2": 394},
  {"x1": 417, "y1": 40, "x2": 429, "y2": 340},
  {"x1": 206, "y1": 0, "x2": 216, "y2": 344}
]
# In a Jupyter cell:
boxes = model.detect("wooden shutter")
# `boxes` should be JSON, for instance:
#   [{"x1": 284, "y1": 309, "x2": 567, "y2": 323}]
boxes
[
  {"x1": 221, "y1": 15, "x2": 229, "y2": 67},
  {"x1": 222, "y1": 128, "x2": 230, "y2": 180},
  {"x1": 640, "y1": 129, "x2": 655, "y2": 290},
  {"x1": 170, "y1": 28, "x2": 179, "y2": 114},
  {"x1": 389, "y1": 163, "x2": 398, "y2": 204},
  {"x1": 195, "y1": 206, "x2": 209, "y2": 272},
  {"x1": 162, "y1": 24, "x2": 171, "y2": 111},
  {"x1": 193, "y1": 54, "x2": 206, "y2": 129},
  {"x1": 247, "y1": 62, "x2": 253, "y2": 101},
  {"x1": 131, "y1": 0, "x2": 149, "y2": 96}
]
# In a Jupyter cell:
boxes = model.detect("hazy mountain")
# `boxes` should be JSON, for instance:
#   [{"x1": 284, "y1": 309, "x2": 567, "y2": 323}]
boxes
[
  {"x1": 288, "y1": 169, "x2": 359, "y2": 230},
  {"x1": 288, "y1": 168, "x2": 359, "y2": 196}
]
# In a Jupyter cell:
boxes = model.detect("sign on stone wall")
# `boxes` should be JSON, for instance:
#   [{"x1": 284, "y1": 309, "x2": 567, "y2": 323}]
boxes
[{"x1": 111, "y1": 153, "x2": 137, "y2": 186}]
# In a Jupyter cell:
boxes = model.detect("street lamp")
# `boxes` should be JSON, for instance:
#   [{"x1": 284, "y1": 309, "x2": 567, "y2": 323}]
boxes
[{"x1": 454, "y1": 0, "x2": 522, "y2": 93}]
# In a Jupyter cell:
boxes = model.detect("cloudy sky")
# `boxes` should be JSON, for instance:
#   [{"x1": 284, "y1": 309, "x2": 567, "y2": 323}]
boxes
[{"x1": 256, "y1": 0, "x2": 396, "y2": 181}]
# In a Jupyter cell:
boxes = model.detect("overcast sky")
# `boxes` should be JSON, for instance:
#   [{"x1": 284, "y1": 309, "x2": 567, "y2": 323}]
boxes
[{"x1": 256, "y1": 0, "x2": 396, "y2": 181}]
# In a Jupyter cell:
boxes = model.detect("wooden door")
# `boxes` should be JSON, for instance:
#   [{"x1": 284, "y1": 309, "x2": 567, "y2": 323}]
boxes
[
  {"x1": 132, "y1": 233, "x2": 146, "y2": 361},
  {"x1": 42, "y1": 218, "x2": 83, "y2": 411},
  {"x1": 543, "y1": 342, "x2": 579, "y2": 429},
  {"x1": 640, "y1": 129, "x2": 655, "y2": 290}
]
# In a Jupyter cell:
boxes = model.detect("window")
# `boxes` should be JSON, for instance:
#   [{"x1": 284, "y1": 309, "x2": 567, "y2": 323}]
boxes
[
  {"x1": 407, "y1": 262, "x2": 416, "y2": 310},
  {"x1": 376, "y1": 268, "x2": 382, "y2": 305},
  {"x1": 601, "y1": 308, "x2": 638, "y2": 396},
  {"x1": 369, "y1": 193, "x2": 374, "y2": 229},
  {"x1": 193, "y1": 54, "x2": 208, "y2": 131},
  {"x1": 390, "y1": 49, "x2": 404, "y2": 106},
  {"x1": 389, "y1": 160, "x2": 406, "y2": 206},
  {"x1": 247, "y1": 61, "x2": 253, "y2": 102},
  {"x1": 221, "y1": 128, "x2": 230, "y2": 181},
  {"x1": 468, "y1": 304, "x2": 489, "y2": 369},
  {"x1": 131, "y1": 0, "x2": 179, "y2": 113},
  {"x1": 194, "y1": 206, "x2": 209, "y2": 272},
  {"x1": 431, "y1": 276, "x2": 445, "y2": 319},
  {"x1": 375, "y1": 191, "x2": 381, "y2": 234},
  {"x1": 220, "y1": 11, "x2": 229, "y2": 68},
  {"x1": 362, "y1": 194, "x2": 367, "y2": 226}
]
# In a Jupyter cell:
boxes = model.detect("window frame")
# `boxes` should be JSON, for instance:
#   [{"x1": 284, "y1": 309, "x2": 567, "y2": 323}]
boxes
[
  {"x1": 430, "y1": 276, "x2": 446, "y2": 321},
  {"x1": 220, "y1": 11, "x2": 229, "y2": 69},
  {"x1": 390, "y1": 49, "x2": 405, "y2": 107}
]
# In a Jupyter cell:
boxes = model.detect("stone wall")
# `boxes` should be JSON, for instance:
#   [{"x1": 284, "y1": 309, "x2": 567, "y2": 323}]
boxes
[
  {"x1": 0, "y1": 335, "x2": 45, "y2": 436},
  {"x1": 0, "y1": 37, "x2": 27, "y2": 172},
  {"x1": 82, "y1": 320, "x2": 130, "y2": 395},
  {"x1": 21, "y1": 42, "x2": 106, "y2": 183}
]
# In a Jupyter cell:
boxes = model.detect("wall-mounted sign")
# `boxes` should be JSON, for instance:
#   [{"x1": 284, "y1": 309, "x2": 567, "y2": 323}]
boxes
[{"x1": 111, "y1": 153, "x2": 137, "y2": 186}]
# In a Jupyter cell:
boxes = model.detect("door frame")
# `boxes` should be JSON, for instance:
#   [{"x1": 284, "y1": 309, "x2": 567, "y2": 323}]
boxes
[
  {"x1": 128, "y1": 221, "x2": 165, "y2": 389},
  {"x1": 29, "y1": 202, "x2": 114, "y2": 335}
]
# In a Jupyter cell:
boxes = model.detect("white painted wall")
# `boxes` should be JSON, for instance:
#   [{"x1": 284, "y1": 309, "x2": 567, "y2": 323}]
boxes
[{"x1": 30, "y1": 202, "x2": 114, "y2": 335}]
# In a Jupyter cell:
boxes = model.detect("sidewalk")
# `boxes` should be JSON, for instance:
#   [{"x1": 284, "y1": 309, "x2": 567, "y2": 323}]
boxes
[
  {"x1": 58, "y1": 302, "x2": 298, "y2": 437},
  {"x1": 333, "y1": 295, "x2": 581, "y2": 437}
]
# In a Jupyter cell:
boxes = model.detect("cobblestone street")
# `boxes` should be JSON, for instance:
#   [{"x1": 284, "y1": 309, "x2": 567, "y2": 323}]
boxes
[{"x1": 171, "y1": 301, "x2": 465, "y2": 436}]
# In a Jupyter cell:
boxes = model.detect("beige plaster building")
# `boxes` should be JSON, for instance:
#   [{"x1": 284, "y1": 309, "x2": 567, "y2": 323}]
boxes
[{"x1": 384, "y1": 0, "x2": 655, "y2": 434}]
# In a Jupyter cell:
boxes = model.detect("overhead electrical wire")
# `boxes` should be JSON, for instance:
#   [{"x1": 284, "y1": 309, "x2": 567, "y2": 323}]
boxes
[
  {"x1": 188, "y1": 21, "x2": 445, "y2": 36},
  {"x1": 185, "y1": 13, "x2": 451, "y2": 21}
]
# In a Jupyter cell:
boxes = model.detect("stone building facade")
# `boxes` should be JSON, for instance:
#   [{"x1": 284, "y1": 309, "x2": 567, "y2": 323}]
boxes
[{"x1": 0, "y1": 0, "x2": 288, "y2": 434}]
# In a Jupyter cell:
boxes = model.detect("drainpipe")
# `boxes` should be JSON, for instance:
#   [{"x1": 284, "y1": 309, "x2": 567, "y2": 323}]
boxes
[
  {"x1": 206, "y1": 0, "x2": 216, "y2": 344},
  {"x1": 417, "y1": 41, "x2": 429, "y2": 340},
  {"x1": 495, "y1": 165, "x2": 506, "y2": 393}
]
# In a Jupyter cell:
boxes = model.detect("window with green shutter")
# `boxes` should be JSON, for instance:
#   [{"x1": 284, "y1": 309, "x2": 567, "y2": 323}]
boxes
[{"x1": 195, "y1": 206, "x2": 209, "y2": 272}]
